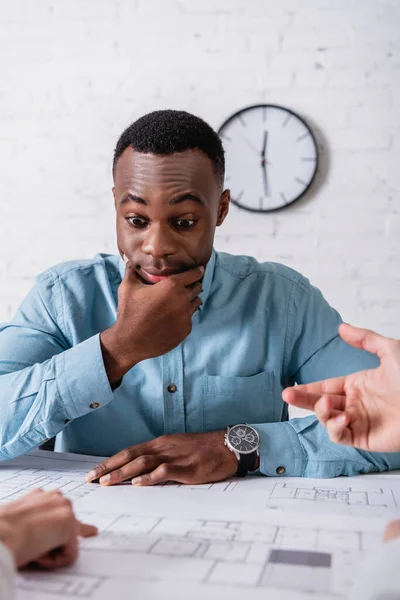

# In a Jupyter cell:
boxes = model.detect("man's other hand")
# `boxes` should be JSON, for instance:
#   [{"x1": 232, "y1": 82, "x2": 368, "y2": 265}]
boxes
[{"x1": 86, "y1": 431, "x2": 238, "y2": 486}]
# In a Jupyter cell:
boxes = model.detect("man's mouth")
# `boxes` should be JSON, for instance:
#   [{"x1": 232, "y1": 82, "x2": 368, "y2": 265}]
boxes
[{"x1": 139, "y1": 268, "x2": 181, "y2": 284}]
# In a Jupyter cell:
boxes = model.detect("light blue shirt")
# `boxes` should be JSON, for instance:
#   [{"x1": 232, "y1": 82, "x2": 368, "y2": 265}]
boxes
[{"x1": 0, "y1": 250, "x2": 398, "y2": 477}]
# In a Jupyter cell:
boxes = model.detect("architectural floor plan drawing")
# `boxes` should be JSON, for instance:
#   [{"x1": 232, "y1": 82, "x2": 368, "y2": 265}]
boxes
[
  {"x1": 0, "y1": 452, "x2": 101, "y2": 504},
  {"x1": 15, "y1": 511, "x2": 376, "y2": 599},
  {"x1": 0, "y1": 466, "x2": 98, "y2": 504},
  {"x1": 76, "y1": 512, "x2": 378, "y2": 593},
  {"x1": 230, "y1": 472, "x2": 400, "y2": 518},
  {"x1": 15, "y1": 510, "x2": 378, "y2": 600},
  {"x1": 269, "y1": 481, "x2": 396, "y2": 508},
  {"x1": 0, "y1": 451, "x2": 393, "y2": 600}
]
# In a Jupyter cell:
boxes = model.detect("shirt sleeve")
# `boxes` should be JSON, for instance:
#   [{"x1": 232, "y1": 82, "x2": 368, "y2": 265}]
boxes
[
  {"x1": 0, "y1": 271, "x2": 115, "y2": 460},
  {"x1": 285, "y1": 273, "x2": 380, "y2": 382},
  {"x1": 0, "y1": 542, "x2": 15, "y2": 600},
  {"x1": 255, "y1": 415, "x2": 400, "y2": 478},
  {"x1": 253, "y1": 273, "x2": 400, "y2": 478},
  {"x1": 349, "y1": 538, "x2": 400, "y2": 600}
]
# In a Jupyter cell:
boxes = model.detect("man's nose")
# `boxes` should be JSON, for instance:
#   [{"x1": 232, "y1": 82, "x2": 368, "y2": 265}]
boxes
[{"x1": 141, "y1": 224, "x2": 179, "y2": 258}]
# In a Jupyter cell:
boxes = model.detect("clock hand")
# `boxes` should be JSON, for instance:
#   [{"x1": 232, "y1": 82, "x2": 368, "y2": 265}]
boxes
[
  {"x1": 261, "y1": 131, "x2": 269, "y2": 196},
  {"x1": 262, "y1": 162, "x2": 269, "y2": 197},
  {"x1": 261, "y1": 131, "x2": 268, "y2": 160}
]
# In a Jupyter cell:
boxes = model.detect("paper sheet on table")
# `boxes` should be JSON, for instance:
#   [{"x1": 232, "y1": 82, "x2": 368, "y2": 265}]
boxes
[{"x1": 0, "y1": 450, "x2": 398, "y2": 600}]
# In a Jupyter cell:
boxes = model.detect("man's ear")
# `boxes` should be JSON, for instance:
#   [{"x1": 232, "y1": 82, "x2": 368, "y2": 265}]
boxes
[
  {"x1": 217, "y1": 189, "x2": 230, "y2": 226},
  {"x1": 112, "y1": 187, "x2": 117, "y2": 209}
]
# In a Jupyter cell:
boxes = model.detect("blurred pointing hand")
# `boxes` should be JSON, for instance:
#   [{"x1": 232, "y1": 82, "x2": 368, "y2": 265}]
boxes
[{"x1": 282, "y1": 323, "x2": 400, "y2": 452}]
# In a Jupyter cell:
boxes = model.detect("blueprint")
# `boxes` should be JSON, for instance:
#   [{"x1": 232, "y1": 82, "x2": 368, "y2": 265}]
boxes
[
  {"x1": 238, "y1": 475, "x2": 400, "y2": 518},
  {"x1": 0, "y1": 450, "x2": 395, "y2": 600}
]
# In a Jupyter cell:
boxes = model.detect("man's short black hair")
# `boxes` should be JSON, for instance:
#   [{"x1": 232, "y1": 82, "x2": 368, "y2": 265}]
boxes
[{"x1": 113, "y1": 109, "x2": 225, "y2": 186}]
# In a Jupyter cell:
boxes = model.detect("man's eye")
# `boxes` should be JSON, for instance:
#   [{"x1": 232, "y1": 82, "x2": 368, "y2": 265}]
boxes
[
  {"x1": 175, "y1": 219, "x2": 197, "y2": 229},
  {"x1": 127, "y1": 217, "x2": 148, "y2": 228}
]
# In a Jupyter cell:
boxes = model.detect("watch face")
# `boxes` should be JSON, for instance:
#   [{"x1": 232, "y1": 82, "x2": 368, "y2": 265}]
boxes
[
  {"x1": 218, "y1": 104, "x2": 318, "y2": 213},
  {"x1": 228, "y1": 424, "x2": 260, "y2": 454}
]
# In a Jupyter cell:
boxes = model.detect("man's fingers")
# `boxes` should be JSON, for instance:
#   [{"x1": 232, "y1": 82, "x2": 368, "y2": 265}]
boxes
[
  {"x1": 190, "y1": 296, "x2": 202, "y2": 315},
  {"x1": 77, "y1": 522, "x2": 98, "y2": 538},
  {"x1": 187, "y1": 281, "x2": 203, "y2": 302},
  {"x1": 384, "y1": 520, "x2": 400, "y2": 542},
  {"x1": 98, "y1": 455, "x2": 163, "y2": 486},
  {"x1": 339, "y1": 323, "x2": 392, "y2": 359},
  {"x1": 122, "y1": 262, "x2": 146, "y2": 287},
  {"x1": 131, "y1": 463, "x2": 185, "y2": 487},
  {"x1": 86, "y1": 445, "x2": 149, "y2": 482},
  {"x1": 169, "y1": 266, "x2": 204, "y2": 287}
]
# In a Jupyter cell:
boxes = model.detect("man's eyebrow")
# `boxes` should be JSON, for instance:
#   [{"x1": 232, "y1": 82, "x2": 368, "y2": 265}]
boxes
[
  {"x1": 120, "y1": 192, "x2": 205, "y2": 207},
  {"x1": 169, "y1": 193, "x2": 205, "y2": 206},
  {"x1": 120, "y1": 194, "x2": 147, "y2": 206}
]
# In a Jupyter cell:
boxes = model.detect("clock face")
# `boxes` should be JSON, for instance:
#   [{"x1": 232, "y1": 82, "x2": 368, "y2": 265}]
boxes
[
  {"x1": 218, "y1": 104, "x2": 318, "y2": 212},
  {"x1": 228, "y1": 424, "x2": 260, "y2": 454}
]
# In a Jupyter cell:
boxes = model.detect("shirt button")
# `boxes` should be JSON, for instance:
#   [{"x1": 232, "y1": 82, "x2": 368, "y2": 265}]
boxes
[
  {"x1": 276, "y1": 466, "x2": 286, "y2": 475},
  {"x1": 90, "y1": 402, "x2": 100, "y2": 409},
  {"x1": 167, "y1": 384, "x2": 177, "y2": 393}
]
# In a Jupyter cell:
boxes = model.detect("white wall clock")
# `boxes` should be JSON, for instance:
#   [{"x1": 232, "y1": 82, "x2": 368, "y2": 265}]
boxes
[{"x1": 218, "y1": 104, "x2": 319, "y2": 213}]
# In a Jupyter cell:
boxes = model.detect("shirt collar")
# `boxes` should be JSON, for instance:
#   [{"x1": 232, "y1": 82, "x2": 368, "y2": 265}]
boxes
[
  {"x1": 117, "y1": 248, "x2": 216, "y2": 312},
  {"x1": 198, "y1": 248, "x2": 216, "y2": 311}
]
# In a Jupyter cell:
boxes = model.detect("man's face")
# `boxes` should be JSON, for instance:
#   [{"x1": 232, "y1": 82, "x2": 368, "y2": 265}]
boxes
[{"x1": 113, "y1": 148, "x2": 230, "y2": 284}]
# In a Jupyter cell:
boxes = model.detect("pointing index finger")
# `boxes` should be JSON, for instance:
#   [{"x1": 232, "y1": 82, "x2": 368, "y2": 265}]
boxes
[
  {"x1": 282, "y1": 377, "x2": 348, "y2": 411},
  {"x1": 287, "y1": 376, "x2": 347, "y2": 397},
  {"x1": 282, "y1": 388, "x2": 320, "y2": 411},
  {"x1": 78, "y1": 522, "x2": 98, "y2": 538}
]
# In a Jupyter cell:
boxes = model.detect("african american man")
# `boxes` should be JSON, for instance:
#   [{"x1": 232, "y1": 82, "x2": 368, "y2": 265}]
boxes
[{"x1": 0, "y1": 110, "x2": 399, "y2": 486}]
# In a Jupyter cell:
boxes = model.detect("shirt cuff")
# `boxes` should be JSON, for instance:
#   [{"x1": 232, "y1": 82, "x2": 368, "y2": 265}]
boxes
[
  {"x1": 56, "y1": 334, "x2": 115, "y2": 419},
  {"x1": 251, "y1": 421, "x2": 307, "y2": 477}
]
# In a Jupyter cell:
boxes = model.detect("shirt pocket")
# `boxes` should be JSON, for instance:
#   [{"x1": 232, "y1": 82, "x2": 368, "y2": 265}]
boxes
[{"x1": 202, "y1": 371, "x2": 276, "y2": 432}]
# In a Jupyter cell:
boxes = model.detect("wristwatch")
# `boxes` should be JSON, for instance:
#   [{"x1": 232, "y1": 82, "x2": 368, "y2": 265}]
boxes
[{"x1": 224, "y1": 424, "x2": 260, "y2": 477}]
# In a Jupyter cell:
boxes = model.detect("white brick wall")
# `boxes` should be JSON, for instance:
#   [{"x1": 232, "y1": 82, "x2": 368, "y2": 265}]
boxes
[{"x1": 0, "y1": 0, "x2": 399, "y2": 337}]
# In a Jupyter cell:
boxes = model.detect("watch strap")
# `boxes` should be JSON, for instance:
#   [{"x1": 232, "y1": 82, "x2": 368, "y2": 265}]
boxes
[{"x1": 235, "y1": 451, "x2": 258, "y2": 477}]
